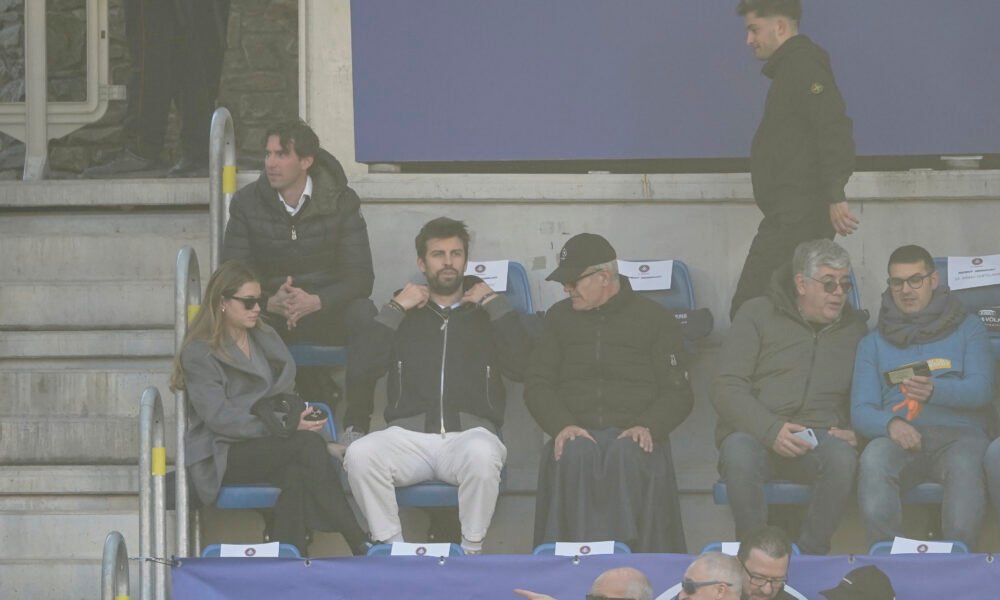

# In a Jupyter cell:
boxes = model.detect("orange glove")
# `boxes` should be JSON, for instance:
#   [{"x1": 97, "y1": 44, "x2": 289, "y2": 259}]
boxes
[{"x1": 891, "y1": 384, "x2": 923, "y2": 421}]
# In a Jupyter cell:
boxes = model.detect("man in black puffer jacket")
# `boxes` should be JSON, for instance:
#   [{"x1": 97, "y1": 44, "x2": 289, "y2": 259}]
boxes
[
  {"x1": 345, "y1": 217, "x2": 532, "y2": 554},
  {"x1": 222, "y1": 120, "x2": 377, "y2": 433},
  {"x1": 525, "y1": 233, "x2": 693, "y2": 553}
]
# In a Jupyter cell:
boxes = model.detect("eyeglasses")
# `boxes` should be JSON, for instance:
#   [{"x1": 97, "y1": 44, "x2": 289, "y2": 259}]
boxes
[
  {"x1": 887, "y1": 272, "x2": 934, "y2": 291},
  {"x1": 567, "y1": 269, "x2": 602, "y2": 287},
  {"x1": 808, "y1": 276, "x2": 853, "y2": 294},
  {"x1": 227, "y1": 295, "x2": 263, "y2": 310},
  {"x1": 681, "y1": 579, "x2": 733, "y2": 595},
  {"x1": 742, "y1": 562, "x2": 787, "y2": 589}
]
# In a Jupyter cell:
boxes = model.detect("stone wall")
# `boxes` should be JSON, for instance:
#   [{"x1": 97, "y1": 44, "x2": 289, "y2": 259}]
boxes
[{"x1": 0, "y1": 0, "x2": 298, "y2": 178}]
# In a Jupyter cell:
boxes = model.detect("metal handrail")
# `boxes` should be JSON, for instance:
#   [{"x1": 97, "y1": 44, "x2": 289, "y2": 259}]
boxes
[
  {"x1": 138, "y1": 387, "x2": 167, "y2": 600},
  {"x1": 208, "y1": 107, "x2": 237, "y2": 272},
  {"x1": 174, "y1": 246, "x2": 201, "y2": 558},
  {"x1": 101, "y1": 531, "x2": 130, "y2": 600}
]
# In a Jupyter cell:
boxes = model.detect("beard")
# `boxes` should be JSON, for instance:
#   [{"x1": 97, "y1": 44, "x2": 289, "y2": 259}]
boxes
[{"x1": 426, "y1": 268, "x2": 462, "y2": 295}]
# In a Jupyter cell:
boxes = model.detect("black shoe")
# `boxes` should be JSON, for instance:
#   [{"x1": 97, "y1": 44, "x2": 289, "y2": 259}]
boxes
[
  {"x1": 167, "y1": 156, "x2": 209, "y2": 178},
  {"x1": 82, "y1": 149, "x2": 162, "y2": 179}
]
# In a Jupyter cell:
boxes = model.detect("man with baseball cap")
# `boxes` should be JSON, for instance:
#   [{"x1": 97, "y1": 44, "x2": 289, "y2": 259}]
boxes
[
  {"x1": 525, "y1": 233, "x2": 693, "y2": 552},
  {"x1": 820, "y1": 565, "x2": 895, "y2": 600}
]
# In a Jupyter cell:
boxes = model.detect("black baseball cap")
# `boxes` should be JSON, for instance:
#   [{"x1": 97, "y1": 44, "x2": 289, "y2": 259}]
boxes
[
  {"x1": 820, "y1": 565, "x2": 895, "y2": 600},
  {"x1": 546, "y1": 233, "x2": 617, "y2": 284}
]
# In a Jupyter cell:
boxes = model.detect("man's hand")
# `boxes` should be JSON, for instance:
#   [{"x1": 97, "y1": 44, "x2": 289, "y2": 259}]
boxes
[
  {"x1": 266, "y1": 276, "x2": 295, "y2": 317},
  {"x1": 513, "y1": 590, "x2": 555, "y2": 600},
  {"x1": 462, "y1": 282, "x2": 498, "y2": 306},
  {"x1": 553, "y1": 425, "x2": 596, "y2": 461},
  {"x1": 827, "y1": 427, "x2": 858, "y2": 447},
  {"x1": 902, "y1": 375, "x2": 934, "y2": 403},
  {"x1": 284, "y1": 286, "x2": 322, "y2": 329},
  {"x1": 771, "y1": 422, "x2": 814, "y2": 458},
  {"x1": 888, "y1": 418, "x2": 922, "y2": 451},
  {"x1": 829, "y1": 201, "x2": 860, "y2": 236},
  {"x1": 618, "y1": 426, "x2": 654, "y2": 453},
  {"x1": 296, "y1": 406, "x2": 327, "y2": 432},
  {"x1": 393, "y1": 283, "x2": 430, "y2": 311}
]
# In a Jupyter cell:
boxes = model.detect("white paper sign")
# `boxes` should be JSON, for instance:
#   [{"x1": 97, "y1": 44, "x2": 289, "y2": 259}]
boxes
[
  {"x1": 466, "y1": 260, "x2": 509, "y2": 292},
  {"x1": 554, "y1": 540, "x2": 616, "y2": 556},
  {"x1": 947, "y1": 254, "x2": 1000, "y2": 291},
  {"x1": 720, "y1": 542, "x2": 741, "y2": 556},
  {"x1": 219, "y1": 542, "x2": 280, "y2": 558},
  {"x1": 617, "y1": 260, "x2": 673, "y2": 291},
  {"x1": 890, "y1": 536, "x2": 954, "y2": 554},
  {"x1": 389, "y1": 542, "x2": 452, "y2": 557}
]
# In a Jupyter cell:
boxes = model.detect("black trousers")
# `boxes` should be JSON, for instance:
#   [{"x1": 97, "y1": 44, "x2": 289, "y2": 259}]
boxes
[
  {"x1": 223, "y1": 431, "x2": 369, "y2": 555},
  {"x1": 267, "y1": 298, "x2": 379, "y2": 433},
  {"x1": 123, "y1": 0, "x2": 230, "y2": 161},
  {"x1": 730, "y1": 209, "x2": 834, "y2": 320}
]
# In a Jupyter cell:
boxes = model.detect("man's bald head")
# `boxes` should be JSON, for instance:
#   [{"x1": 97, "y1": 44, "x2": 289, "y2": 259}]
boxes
[{"x1": 590, "y1": 567, "x2": 653, "y2": 600}]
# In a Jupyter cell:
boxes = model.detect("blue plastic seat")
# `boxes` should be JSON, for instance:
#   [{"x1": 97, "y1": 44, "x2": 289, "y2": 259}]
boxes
[
  {"x1": 214, "y1": 402, "x2": 337, "y2": 511},
  {"x1": 393, "y1": 261, "x2": 531, "y2": 509},
  {"x1": 200, "y1": 543, "x2": 302, "y2": 558},
  {"x1": 531, "y1": 541, "x2": 632, "y2": 555},
  {"x1": 365, "y1": 543, "x2": 464, "y2": 557},
  {"x1": 700, "y1": 541, "x2": 801, "y2": 555},
  {"x1": 933, "y1": 257, "x2": 1000, "y2": 359},
  {"x1": 868, "y1": 539, "x2": 968, "y2": 555},
  {"x1": 633, "y1": 259, "x2": 695, "y2": 312},
  {"x1": 287, "y1": 344, "x2": 348, "y2": 367}
]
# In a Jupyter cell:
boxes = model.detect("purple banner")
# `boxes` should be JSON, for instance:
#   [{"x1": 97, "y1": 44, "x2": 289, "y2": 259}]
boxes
[{"x1": 173, "y1": 553, "x2": 1000, "y2": 599}]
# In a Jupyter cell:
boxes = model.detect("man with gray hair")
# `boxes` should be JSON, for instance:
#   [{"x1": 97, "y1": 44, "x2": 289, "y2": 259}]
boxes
[
  {"x1": 515, "y1": 566, "x2": 654, "y2": 600},
  {"x1": 713, "y1": 239, "x2": 867, "y2": 554},
  {"x1": 675, "y1": 553, "x2": 743, "y2": 600}
]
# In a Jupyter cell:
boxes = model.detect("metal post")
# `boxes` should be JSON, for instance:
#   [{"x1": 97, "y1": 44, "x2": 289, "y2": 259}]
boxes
[
  {"x1": 22, "y1": 0, "x2": 48, "y2": 180},
  {"x1": 208, "y1": 107, "x2": 236, "y2": 272},
  {"x1": 174, "y1": 246, "x2": 201, "y2": 558},
  {"x1": 139, "y1": 387, "x2": 167, "y2": 600},
  {"x1": 101, "y1": 531, "x2": 131, "y2": 600}
]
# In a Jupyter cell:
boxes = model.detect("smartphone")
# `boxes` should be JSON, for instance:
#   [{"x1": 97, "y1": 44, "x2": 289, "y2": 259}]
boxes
[{"x1": 792, "y1": 428, "x2": 819, "y2": 449}]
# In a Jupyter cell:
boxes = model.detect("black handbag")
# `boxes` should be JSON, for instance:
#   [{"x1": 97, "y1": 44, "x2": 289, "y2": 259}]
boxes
[{"x1": 250, "y1": 392, "x2": 307, "y2": 438}]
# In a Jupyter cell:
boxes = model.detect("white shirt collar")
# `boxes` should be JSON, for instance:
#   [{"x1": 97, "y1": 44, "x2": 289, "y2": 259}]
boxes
[{"x1": 279, "y1": 176, "x2": 312, "y2": 216}]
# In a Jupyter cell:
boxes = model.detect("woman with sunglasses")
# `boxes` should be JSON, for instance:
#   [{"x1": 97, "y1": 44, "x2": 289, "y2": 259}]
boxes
[{"x1": 170, "y1": 260, "x2": 370, "y2": 555}]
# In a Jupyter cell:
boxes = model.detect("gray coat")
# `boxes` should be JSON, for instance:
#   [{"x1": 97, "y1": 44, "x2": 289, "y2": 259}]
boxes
[{"x1": 181, "y1": 322, "x2": 297, "y2": 505}]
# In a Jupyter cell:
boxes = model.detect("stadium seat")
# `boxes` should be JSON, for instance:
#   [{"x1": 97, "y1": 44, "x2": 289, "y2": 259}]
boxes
[
  {"x1": 868, "y1": 539, "x2": 968, "y2": 555},
  {"x1": 630, "y1": 259, "x2": 713, "y2": 345},
  {"x1": 699, "y1": 541, "x2": 801, "y2": 555},
  {"x1": 366, "y1": 543, "x2": 464, "y2": 557},
  {"x1": 531, "y1": 541, "x2": 632, "y2": 555},
  {"x1": 933, "y1": 257, "x2": 1000, "y2": 359},
  {"x1": 393, "y1": 261, "x2": 531, "y2": 509},
  {"x1": 200, "y1": 543, "x2": 302, "y2": 558}
]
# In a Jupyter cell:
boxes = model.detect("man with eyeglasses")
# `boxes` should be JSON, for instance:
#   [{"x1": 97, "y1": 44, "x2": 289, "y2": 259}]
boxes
[
  {"x1": 852, "y1": 244, "x2": 993, "y2": 550},
  {"x1": 737, "y1": 527, "x2": 796, "y2": 600},
  {"x1": 515, "y1": 566, "x2": 654, "y2": 600},
  {"x1": 714, "y1": 239, "x2": 867, "y2": 555},
  {"x1": 525, "y1": 233, "x2": 693, "y2": 553}
]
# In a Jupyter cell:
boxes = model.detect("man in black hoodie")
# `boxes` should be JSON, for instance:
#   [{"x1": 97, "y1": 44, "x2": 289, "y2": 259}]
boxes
[
  {"x1": 730, "y1": 0, "x2": 858, "y2": 320},
  {"x1": 222, "y1": 120, "x2": 377, "y2": 434},
  {"x1": 345, "y1": 217, "x2": 532, "y2": 554}
]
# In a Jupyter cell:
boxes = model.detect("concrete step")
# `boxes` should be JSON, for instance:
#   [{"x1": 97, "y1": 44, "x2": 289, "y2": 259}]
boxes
[
  {"x1": 0, "y1": 330, "x2": 174, "y2": 360},
  {"x1": 0, "y1": 211, "x2": 209, "y2": 282},
  {"x1": 0, "y1": 178, "x2": 208, "y2": 208},
  {"x1": 1, "y1": 280, "x2": 175, "y2": 328},
  {"x1": 0, "y1": 415, "x2": 176, "y2": 464}
]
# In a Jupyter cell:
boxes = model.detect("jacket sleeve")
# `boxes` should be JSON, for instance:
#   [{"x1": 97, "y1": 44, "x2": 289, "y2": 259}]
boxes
[
  {"x1": 928, "y1": 317, "x2": 995, "y2": 409},
  {"x1": 181, "y1": 346, "x2": 269, "y2": 439},
  {"x1": 711, "y1": 307, "x2": 786, "y2": 447},
  {"x1": 850, "y1": 333, "x2": 895, "y2": 439},
  {"x1": 350, "y1": 303, "x2": 400, "y2": 382},
  {"x1": 635, "y1": 310, "x2": 693, "y2": 441},
  {"x1": 789, "y1": 54, "x2": 855, "y2": 204},
  {"x1": 314, "y1": 189, "x2": 375, "y2": 312},
  {"x1": 524, "y1": 311, "x2": 578, "y2": 438},
  {"x1": 483, "y1": 295, "x2": 533, "y2": 382}
]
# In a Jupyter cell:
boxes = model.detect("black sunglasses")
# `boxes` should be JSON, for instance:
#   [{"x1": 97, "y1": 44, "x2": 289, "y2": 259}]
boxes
[
  {"x1": 227, "y1": 295, "x2": 263, "y2": 310},
  {"x1": 808, "y1": 276, "x2": 853, "y2": 294},
  {"x1": 681, "y1": 579, "x2": 733, "y2": 595}
]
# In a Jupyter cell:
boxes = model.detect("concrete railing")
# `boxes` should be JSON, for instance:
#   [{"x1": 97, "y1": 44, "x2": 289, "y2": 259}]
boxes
[
  {"x1": 0, "y1": 0, "x2": 124, "y2": 180},
  {"x1": 101, "y1": 531, "x2": 131, "y2": 600},
  {"x1": 174, "y1": 246, "x2": 202, "y2": 558},
  {"x1": 209, "y1": 107, "x2": 237, "y2": 272},
  {"x1": 138, "y1": 387, "x2": 167, "y2": 600}
]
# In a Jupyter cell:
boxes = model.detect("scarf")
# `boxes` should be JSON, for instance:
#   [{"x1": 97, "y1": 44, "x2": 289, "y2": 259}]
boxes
[{"x1": 877, "y1": 285, "x2": 967, "y2": 348}]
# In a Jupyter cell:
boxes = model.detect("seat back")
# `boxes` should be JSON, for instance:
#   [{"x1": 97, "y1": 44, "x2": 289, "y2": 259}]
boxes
[
  {"x1": 632, "y1": 260, "x2": 695, "y2": 312},
  {"x1": 531, "y1": 541, "x2": 632, "y2": 555},
  {"x1": 699, "y1": 541, "x2": 802, "y2": 555},
  {"x1": 847, "y1": 269, "x2": 863, "y2": 312},
  {"x1": 200, "y1": 543, "x2": 302, "y2": 558},
  {"x1": 933, "y1": 256, "x2": 1000, "y2": 359},
  {"x1": 365, "y1": 543, "x2": 464, "y2": 557},
  {"x1": 504, "y1": 260, "x2": 534, "y2": 314},
  {"x1": 868, "y1": 540, "x2": 969, "y2": 555}
]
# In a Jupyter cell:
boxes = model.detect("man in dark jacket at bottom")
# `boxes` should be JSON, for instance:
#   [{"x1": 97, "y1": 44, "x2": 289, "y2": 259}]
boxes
[
  {"x1": 345, "y1": 217, "x2": 532, "y2": 554},
  {"x1": 525, "y1": 233, "x2": 693, "y2": 553}
]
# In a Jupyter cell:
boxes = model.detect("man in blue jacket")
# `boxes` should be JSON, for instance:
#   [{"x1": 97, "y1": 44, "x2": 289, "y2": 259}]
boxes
[{"x1": 852, "y1": 245, "x2": 994, "y2": 550}]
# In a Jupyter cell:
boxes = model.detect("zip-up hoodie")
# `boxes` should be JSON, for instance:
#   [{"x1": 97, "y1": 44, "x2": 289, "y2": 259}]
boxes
[
  {"x1": 353, "y1": 276, "x2": 532, "y2": 434},
  {"x1": 713, "y1": 264, "x2": 868, "y2": 448}
]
